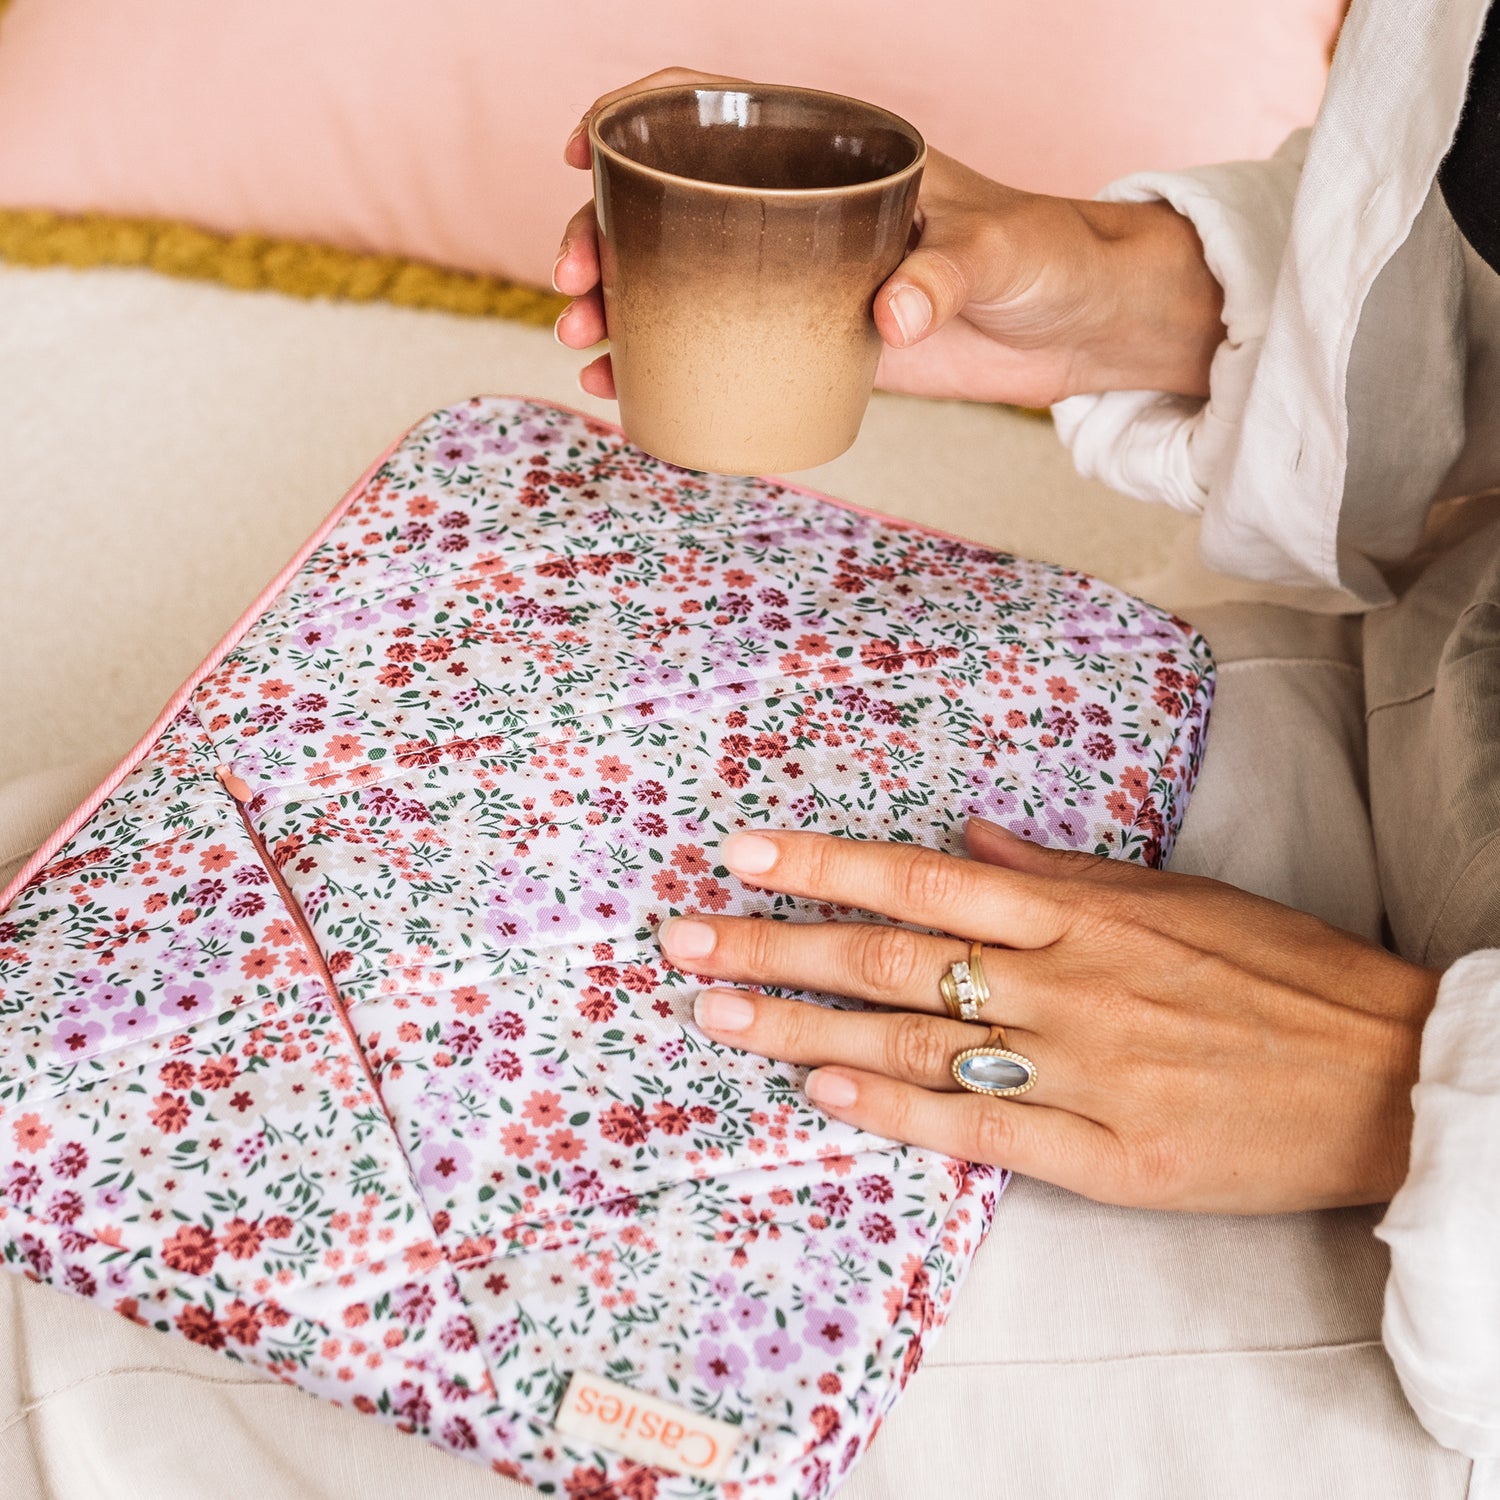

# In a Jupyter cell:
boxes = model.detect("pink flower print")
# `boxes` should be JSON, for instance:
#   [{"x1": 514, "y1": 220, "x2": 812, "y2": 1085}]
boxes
[
  {"x1": 392, "y1": 1284, "x2": 437, "y2": 1327},
  {"x1": 420, "y1": 1139, "x2": 473, "y2": 1188},
  {"x1": 1120, "y1": 766, "x2": 1152, "y2": 800},
  {"x1": 55, "y1": 1018, "x2": 104, "y2": 1056},
  {"x1": 753, "y1": 1328, "x2": 803, "y2": 1371},
  {"x1": 1005, "y1": 816, "x2": 1047, "y2": 844},
  {"x1": 695, "y1": 1339, "x2": 747, "y2": 1391},
  {"x1": 12, "y1": 1114, "x2": 52, "y2": 1153},
  {"x1": 1105, "y1": 790, "x2": 1136, "y2": 825},
  {"x1": 499, "y1": 1124, "x2": 537, "y2": 1157},
  {"x1": 546, "y1": 1127, "x2": 585, "y2": 1162},
  {"x1": 731, "y1": 1296, "x2": 767, "y2": 1332},
  {"x1": 50, "y1": 1142, "x2": 88, "y2": 1180},
  {"x1": 6, "y1": 1164, "x2": 41, "y2": 1205},
  {"x1": 803, "y1": 1304, "x2": 857, "y2": 1356},
  {"x1": 1046, "y1": 806, "x2": 1089, "y2": 848},
  {"x1": 162, "y1": 980, "x2": 212, "y2": 1020}
]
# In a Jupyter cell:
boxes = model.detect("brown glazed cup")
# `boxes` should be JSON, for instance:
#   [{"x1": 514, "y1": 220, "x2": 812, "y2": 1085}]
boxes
[{"x1": 589, "y1": 84, "x2": 926, "y2": 475}]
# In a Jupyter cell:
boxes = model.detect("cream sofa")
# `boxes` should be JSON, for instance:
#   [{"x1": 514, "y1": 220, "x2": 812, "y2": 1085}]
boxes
[{"x1": 0, "y1": 262, "x2": 1472, "y2": 1498}]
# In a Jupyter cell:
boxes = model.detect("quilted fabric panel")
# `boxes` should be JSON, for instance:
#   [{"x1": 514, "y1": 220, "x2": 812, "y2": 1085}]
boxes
[{"x1": 0, "y1": 398, "x2": 1212, "y2": 1498}]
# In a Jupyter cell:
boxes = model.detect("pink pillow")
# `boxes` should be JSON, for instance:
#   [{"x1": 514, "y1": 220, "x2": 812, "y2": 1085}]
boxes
[{"x1": 0, "y1": 0, "x2": 1340, "y2": 293}]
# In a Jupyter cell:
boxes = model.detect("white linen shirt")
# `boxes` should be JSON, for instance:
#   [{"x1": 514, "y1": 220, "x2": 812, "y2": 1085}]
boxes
[{"x1": 1053, "y1": 0, "x2": 1500, "y2": 1475}]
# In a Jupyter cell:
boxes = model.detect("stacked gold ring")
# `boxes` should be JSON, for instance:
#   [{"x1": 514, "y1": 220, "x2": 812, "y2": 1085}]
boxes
[
  {"x1": 939, "y1": 942, "x2": 989, "y2": 1023},
  {"x1": 940, "y1": 944, "x2": 1039, "y2": 1097}
]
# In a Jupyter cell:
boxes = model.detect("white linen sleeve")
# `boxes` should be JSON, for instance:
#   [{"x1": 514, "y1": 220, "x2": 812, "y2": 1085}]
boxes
[
  {"x1": 1377, "y1": 948, "x2": 1500, "y2": 1458},
  {"x1": 1050, "y1": 134, "x2": 1307, "y2": 513}
]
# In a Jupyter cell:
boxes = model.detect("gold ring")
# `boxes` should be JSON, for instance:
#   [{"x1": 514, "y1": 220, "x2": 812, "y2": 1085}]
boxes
[
  {"x1": 951, "y1": 1025, "x2": 1037, "y2": 1098},
  {"x1": 939, "y1": 943, "x2": 989, "y2": 1023}
]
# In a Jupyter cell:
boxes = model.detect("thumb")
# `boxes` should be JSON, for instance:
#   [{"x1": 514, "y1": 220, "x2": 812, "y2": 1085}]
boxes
[{"x1": 874, "y1": 217, "x2": 994, "y2": 349}]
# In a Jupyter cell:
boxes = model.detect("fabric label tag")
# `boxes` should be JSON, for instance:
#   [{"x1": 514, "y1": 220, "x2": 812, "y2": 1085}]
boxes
[{"x1": 554, "y1": 1371, "x2": 740, "y2": 1480}]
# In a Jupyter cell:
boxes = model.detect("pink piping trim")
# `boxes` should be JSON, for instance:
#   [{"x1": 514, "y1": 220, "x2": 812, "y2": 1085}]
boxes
[
  {"x1": 0, "y1": 431, "x2": 408, "y2": 913},
  {"x1": 0, "y1": 397, "x2": 1015, "y2": 914}
]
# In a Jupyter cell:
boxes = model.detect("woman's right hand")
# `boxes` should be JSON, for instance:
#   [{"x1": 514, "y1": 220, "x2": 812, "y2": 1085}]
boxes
[{"x1": 554, "y1": 68, "x2": 1226, "y2": 408}]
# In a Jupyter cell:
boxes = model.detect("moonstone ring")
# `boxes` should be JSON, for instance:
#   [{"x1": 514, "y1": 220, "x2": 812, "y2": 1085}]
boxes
[
  {"x1": 951, "y1": 1026, "x2": 1038, "y2": 1099},
  {"x1": 939, "y1": 943, "x2": 989, "y2": 1023}
]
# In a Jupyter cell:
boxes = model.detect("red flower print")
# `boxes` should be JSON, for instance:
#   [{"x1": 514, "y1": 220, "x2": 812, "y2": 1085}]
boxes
[
  {"x1": 500, "y1": 1124, "x2": 538, "y2": 1157},
  {"x1": 577, "y1": 989, "x2": 617, "y2": 1023},
  {"x1": 1083, "y1": 732, "x2": 1116, "y2": 760},
  {"x1": 199, "y1": 844, "x2": 234, "y2": 872},
  {"x1": 810, "y1": 1405, "x2": 842, "y2": 1441},
  {"x1": 263, "y1": 1215, "x2": 294, "y2": 1239},
  {"x1": 1045, "y1": 675, "x2": 1079, "y2": 703},
  {"x1": 259, "y1": 678, "x2": 293, "y2": 700},
  {"x1": 595, "y1": 755, "x2": 630, "y2": 784},
  {"x1": 394, "y1": 740, "x2": 443, "y2": 769},
  {"x1": 671, "y1": 844, "x2": 710, "y2": 874},
  {"x1": 161, "y1": 1224, "x2": 218, "y2": 1275},
  {"x1": 378, "y1": 663, "x2": 414, "y2": 688},
  {"x1": 50, "y1": 1142, "x2": 88, "y2": 1179},
  {"x1": 12, "y1": 1113, "x2": 52, "y2": 1153},
  {"x1": 175, "y1": 1305, "x2": 226, "y2": 1349},
  {"x1": 221, "y1": 1218, "x2": 265, "y2": 1260},
  {"x1": 522, "y1": 1090, "x2": 565, "y2": 1127},
  {"x1": 1105, "y1": 790, "x2": 1136, "y2": 825},
  {"x1": 325, "y1": 734, "x2": 362, "y2": 763},
  {"x1": 598, "y1": 1103, "x2": 650, "y2": 1147},
  {"x1": 650, "y1": 1102, "x2": 692, "y2": 1136},
  {"x1": 240, "y1": 948, "x2": 276, "y2": 981},
  {"x1": 716, "y1": 757, "x2": 750, "y2": 790},
  {"x1": 859, "y1": 639, "x2": 906, "y2": 673},
  {"x1": 451, "y1": 986, "x2": 489, "y2": 1016},
  {"x1": 650, "y1": 870, "x2": 689, "y2": 904},
  {"x1": 1120, "y1": 766, "x2": 1151, "y2": 800},
  {"x1": 197, "y1": 1055, "x2": 239, "y2": 1091},
  {"x1": 693, "y1": 877, "x2": 730, "y2": 912},
  {"x1": 223, "y1": 1300, "x2": 262, "y2": 1345},
  {"x1": 547, "y1": 1127, "x2": 585, "y2": 1162},
  {"x1": 159, "y1": 1061, "x2": 196, "y2": 1091},
  {"x1": 264, "y1": 918, "x2": 298, "y2": 948},
  {"x1": 148, "y1": 1093, "x2": 191, "y2": 1134}
]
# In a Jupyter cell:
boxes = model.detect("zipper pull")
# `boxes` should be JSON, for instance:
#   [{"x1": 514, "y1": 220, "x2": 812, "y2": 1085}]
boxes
[{"x1": 214, "y1": 764, "x2": 254, "y2": 803}]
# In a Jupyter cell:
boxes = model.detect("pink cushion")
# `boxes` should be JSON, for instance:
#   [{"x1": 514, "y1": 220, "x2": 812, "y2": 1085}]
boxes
[{"x1": 0, "y1": 0, "x2": 1341, "y2": 292}]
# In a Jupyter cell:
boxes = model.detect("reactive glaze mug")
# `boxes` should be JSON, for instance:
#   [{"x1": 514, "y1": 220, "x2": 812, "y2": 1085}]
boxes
[{"x1": 589, "y1": 84, "x2": 926, "y2": 475}]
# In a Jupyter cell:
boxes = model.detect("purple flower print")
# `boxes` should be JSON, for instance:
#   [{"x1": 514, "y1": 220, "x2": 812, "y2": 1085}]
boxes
[
  {"x1": 437, "y1": 440, "x2": 475, "y2": 467},
  {"x1": 753, "y1": 1329, "x2": 803, "y2": 1371},
  {"x1": 110, "y1": 1006, "x2": 155, "y2": 1039},
  {"x1": 695, "y1": 1339, "x2": 748, "y2": 1391},
  {"x1": 731, "y1": 1296, "x2": 767, "y2": 1332},
  {"x1": 161, "y1": 980, "x2": 213, "y2": 1021},
  {"x1": 519, "y1": 422, "x2": 558, "y2": 444},
  {"x1": 419, "y1": 1138, "x2": 472, "y2": 1189},
  {"x1": 700, "y1": 1308, "x2": 729, "y2": 1337},
  {"x1": 802, "y1": 1304, "x2": 857, "y2": 1356},
  {"x1": 711, "y1": 1272, "x2": 738, "y2": 1300},
  {"x1": 1005, "y1": 815, "x2": 1048, "y2": 845},
  {"x1": 1046, "y1": 805, "x2": 1089, "y2": 847},
  {"x1": 54, "y1": 1019, "x2": 103, "y2": 1057}
]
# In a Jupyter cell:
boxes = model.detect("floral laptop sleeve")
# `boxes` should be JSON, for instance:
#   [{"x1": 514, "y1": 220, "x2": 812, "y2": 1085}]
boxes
[{"x1": 0, "y1": 399, "x2": 1213, "y2": 1499}]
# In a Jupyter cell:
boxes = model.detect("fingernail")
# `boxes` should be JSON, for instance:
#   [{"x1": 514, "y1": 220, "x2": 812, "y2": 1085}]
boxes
[
  {"x1": 552, "y1": 310, "x2": 567, "y2": 345},
  {"x1": 888, "y1": 285, "x2": 931, "y2": 345},
  {"x1": 551, "y1": 246, "x2": 569, "y2": 293},
  {"x1": 805, "y1": 1069, "x2": 858, "y2": 1109},
  {"x1": 565, "y1": 121, "x2": 586, "y2": 155},
  {"x1": 695, "y1": 989, "x2": 755, "y2": 1033},
  {"x1": 658, "y1": 916, "x2": 716, "y2": 960},
  {"x1": 721, "y1": 832, "x2": 777, "y2": 875}
]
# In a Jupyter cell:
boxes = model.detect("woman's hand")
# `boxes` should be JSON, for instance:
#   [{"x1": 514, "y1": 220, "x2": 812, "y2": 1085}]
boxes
[
  {"x1": 554, "y1": 68, "x2": 1226, "y2": 408},
  {"x1": 656, "y1": 819, "x2": 1441, "y2": 1214}
]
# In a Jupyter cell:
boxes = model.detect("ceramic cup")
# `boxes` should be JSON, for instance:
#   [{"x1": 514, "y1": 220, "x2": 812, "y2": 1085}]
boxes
[{"x1": 589, "y1": 84, "x2": 926, "y2": 475}]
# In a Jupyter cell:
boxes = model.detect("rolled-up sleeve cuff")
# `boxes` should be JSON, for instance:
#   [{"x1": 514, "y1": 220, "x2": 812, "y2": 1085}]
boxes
[
  {"x1": 1051, "y1": 137, "x2": 1307, "y2": 510},
  {"x1": 1377, "y1": 948, "x2": 1500, "y2": 1457}
]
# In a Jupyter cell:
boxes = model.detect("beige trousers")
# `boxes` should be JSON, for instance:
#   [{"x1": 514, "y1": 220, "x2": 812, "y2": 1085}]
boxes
[{"x1": 0, "y1": 552, "x2": 1491, "y2": 1498}]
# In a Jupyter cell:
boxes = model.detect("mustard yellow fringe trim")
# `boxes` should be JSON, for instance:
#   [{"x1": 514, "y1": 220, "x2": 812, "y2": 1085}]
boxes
[{"x1": 0, "y1": 208, "x2": 567, "y2": 325}]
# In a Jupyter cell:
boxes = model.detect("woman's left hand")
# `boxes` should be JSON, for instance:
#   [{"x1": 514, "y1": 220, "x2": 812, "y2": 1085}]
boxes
[{"x1": 656, "y1": 820, "x2": 1441, "y2": 1214}]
